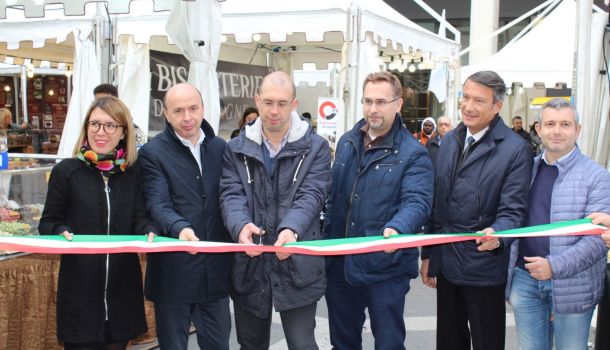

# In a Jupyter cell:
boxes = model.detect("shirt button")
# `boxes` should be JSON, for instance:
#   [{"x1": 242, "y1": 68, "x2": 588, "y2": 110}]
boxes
[
  {"x1": 354, "y1": 193, "x2": 359, "y2": 199},
  {"x1": 350, "y1": 222, "x2": 355, "y2": 226},
  {"x1": 196, "y1": 175, "x2": 201, "y2": 180}
]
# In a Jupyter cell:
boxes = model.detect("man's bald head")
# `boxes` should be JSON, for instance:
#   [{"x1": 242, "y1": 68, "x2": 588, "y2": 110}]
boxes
[
  {"x1": 258, "y1": 71, "x2": 296, "y2": 100},
  {"x1": 163, "y1": 83, "x2": 204, "y2": 109},
  {"x1": 163, "y1": 83, "x2": 205, "y2": 145}
]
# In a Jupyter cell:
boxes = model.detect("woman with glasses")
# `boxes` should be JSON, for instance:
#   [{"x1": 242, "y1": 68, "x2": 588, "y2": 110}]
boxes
[{"x1": 39, "y1": 96, "x2": 157, "y2": 350}]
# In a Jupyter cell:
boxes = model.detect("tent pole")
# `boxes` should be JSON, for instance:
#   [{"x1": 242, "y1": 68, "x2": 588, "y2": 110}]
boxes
[
  {"x1": 94, "y1": 3, "x2": 112, "y2": 84},
  {"x1": 574, "y1": 0, "x2": 592, "y2": 156},
  {"x1": 20, "y1": 65, "x2": 27, "y2": 124},
  {"x1": 12, "y1": 75, "x2": 19, "y2": 124}
]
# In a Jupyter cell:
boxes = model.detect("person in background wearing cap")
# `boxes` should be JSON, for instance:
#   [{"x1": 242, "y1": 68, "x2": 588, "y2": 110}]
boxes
[{"x1": 413, "y1": 116, "x2": 436, "y2": 146}]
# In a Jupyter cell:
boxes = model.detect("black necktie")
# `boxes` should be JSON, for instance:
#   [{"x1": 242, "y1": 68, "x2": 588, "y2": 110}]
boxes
[{"x1": 463, "y1": 136, "x2": 476, "y2": 160}]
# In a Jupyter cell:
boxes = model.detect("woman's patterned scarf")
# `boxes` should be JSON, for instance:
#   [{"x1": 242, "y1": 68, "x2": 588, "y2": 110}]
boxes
[{"x1": 76, "y1": 140, "x2": 127, "y2": 175}]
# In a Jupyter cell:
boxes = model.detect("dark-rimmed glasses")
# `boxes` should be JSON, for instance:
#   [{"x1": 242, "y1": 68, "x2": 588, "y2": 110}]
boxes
[
  {"x1": 361, "y1": 97, "x2": 400, "y2": 107},
  {"x1": 87, "y1": 121, "x2": 123, "y2": 134}
]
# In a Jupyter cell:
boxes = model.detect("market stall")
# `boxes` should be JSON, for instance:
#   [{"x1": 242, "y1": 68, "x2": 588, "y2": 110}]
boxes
[{"x1": 0, "y1": 1, "x2": 460, "y2": 348}]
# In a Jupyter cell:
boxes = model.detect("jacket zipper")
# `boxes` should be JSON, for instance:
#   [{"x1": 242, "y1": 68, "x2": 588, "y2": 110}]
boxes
[
  {"x1": 343, "y1": 140, "x2": 392, "y2": 237},
  {"x1": 102, "y1": 174, "x2": 111, "y2": 321}
]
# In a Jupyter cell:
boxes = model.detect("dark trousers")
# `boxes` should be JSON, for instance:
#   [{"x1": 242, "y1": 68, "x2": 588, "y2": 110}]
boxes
[
  {"x1": 436, "y1": 273, "x2": 505, "y2": 350},
  {"x1": 63, "y1": 322, "x2": 128, "y2": 350},
  {"x1": 233, "y1": 301, "x2": 318, "y2": 350},
  {"x1": 326, "y1": 258, "x2": 412, "y2": 350},
  {"x1": 154, "y1": 296, "x2": 231, "y2": 350},
  {"x1": 595, "y1": 265, "x2": 610, "y2": 350}
]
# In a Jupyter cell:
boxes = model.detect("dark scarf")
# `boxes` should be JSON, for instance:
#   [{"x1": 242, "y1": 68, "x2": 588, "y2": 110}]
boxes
[{"x1": 76, "y1": 140, "x2": 127, "y2": 175}]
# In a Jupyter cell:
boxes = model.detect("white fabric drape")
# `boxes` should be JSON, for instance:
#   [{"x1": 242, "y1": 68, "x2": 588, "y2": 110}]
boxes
[
  {"x1": 165, "y1": 0, "x2": 222, "y2": 134},
  {"x1": 116, "y1": 35, "x2": 151, "y2": 140},
  {"x1": 57, "y1": 29, "x2": 100, "y2": 157},
  {"x1": 336, "y1": 38, "x2": 379, "y2": 141},
  {"x1": 579, "y1": 9, "x2": 609, "y2": 163}
]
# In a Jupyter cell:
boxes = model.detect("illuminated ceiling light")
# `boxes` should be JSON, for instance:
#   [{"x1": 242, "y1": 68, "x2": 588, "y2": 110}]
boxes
[
  {"x1": 397, "y1": 61, "x2": 406, "y2": 73},
  {"x1": 506, "y1": 87, "x2": 513, "y2": 95},
  {"x1": 3, "y1": 85, "x2": 10, "y2": 92},
  {"x1": 408, "y1": 64, "x2": 416, "y2": 73},
  {"x1": 252, "y1": 33, "x2": 261, "y2": 42},
  {"x1": 48, "y1": 89, "x2": 54, "y2": 96},
  {"x1": 27, "y1": 70, "x2": 34, "y2": 78},
  {"x1": 518, "y1": 87, "x2": 524, "y2": 94}
]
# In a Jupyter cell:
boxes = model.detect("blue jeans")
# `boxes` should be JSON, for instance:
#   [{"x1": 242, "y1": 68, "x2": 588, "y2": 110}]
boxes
[{"x1": 509, "y1": 267, "x2": 594, "y2": 350}]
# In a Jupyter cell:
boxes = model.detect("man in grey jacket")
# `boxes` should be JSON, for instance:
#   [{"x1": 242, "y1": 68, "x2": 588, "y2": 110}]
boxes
[
  {"x1": 219, "y1": 71, "x2": 331, "y2": 350},
  {"x1": 506, "y1": 98, "x2": 610, "y2": 350}
]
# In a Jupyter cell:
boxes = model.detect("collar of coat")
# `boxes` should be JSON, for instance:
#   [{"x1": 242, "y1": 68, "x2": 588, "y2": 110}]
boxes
[
  {"x1": 451, "y1": 114, "x2": 506, "y2": 148},
  {"x1": 534, "y1": 144, "x2": 583, "y2": 175},
  {"x1": 244, "y1": 111, "x2": 310, "y2": 146},
  {"x1": 164, "y1": 118, "x2": 217, "y2": 145},
  {"x1": 346, "y1": 113, "x2": 404, "y2": 149}
]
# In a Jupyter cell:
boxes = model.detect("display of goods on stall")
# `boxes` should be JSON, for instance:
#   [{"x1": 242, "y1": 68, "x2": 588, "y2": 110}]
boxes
[
  {"x1": 25, "y1": 75, "x2": 68, "y2": 154},
  {"x1": 0, "y1": 76, "x2": 14, "y2": 108}
]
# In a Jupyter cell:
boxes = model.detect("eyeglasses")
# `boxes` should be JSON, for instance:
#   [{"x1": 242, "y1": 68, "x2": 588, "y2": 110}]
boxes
[
  {"x1": 87, "y1": 121, "x2": 123, "y2": 134},
  {"x1": 361, "y1": 97, "x2": 400, "y2": 107},
  {"x1": 260, "y1": 99, "x2": 293, "y2": 109}
]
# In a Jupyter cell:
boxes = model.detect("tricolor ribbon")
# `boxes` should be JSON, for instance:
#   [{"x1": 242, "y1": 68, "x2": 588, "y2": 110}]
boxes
[{"x1": 0, "y1": 219, "x2": 605, "y2": 256}]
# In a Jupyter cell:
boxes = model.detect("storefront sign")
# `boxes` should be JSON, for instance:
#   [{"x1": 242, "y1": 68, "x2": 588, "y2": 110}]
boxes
[{"x1": 149, "y1": 51, "x2": 270, "y2": 135}]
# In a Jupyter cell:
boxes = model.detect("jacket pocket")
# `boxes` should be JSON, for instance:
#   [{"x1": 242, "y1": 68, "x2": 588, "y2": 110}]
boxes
[
  {"x1": 231, "y1": 253, "x2": 264, "y2": 293},
  {"x1": 458, "y1": 242, "x2": 505, "y2": 281},
  {"x1": 361, "y1": 228, "x2": 404, "y2": 273},
  {"x1": 287, "y1": 254, "x2": 325, "y2": 288}
]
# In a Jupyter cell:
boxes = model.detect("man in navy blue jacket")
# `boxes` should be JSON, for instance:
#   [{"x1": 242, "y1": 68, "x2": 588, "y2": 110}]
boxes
[
  {"x1": 139, "y1": 83, "x2": 232, "y2": 350},
  {"x1": 324, "y1": 71, "x2": 433, "y2": 349},
  {"x1": 420, "y1": 70, "x2": 532, "y2": 350}
]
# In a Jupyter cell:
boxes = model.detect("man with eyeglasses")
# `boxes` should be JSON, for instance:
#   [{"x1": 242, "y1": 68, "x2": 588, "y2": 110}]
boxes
[
  {"x1": 420, "y1": 70, "x2": 532, "y2": 349},
  {"x1": 323, "y1": 71, "x2": 433, "y2": 349},
  {"x1": 219, "y1": 71, "x2": 331, "y2": 349},
  {"x1": 138, "y1": 83, "x2": 232, "y2": 349}
]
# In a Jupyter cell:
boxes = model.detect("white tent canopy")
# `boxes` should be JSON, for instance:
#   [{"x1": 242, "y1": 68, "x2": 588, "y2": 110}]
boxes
[
  {"x1": 116, "y1": 0, "x2": 460, "y2": 138},
  {"x1": 0, "y1": 0, "x2": 460, "y2": 150},
  {"x1": 460, "y1": 0, "x2": 607, "y2": 88}
]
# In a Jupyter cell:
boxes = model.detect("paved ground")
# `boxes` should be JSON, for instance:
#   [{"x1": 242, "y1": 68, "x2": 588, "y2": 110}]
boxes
[{"x1": 137, "y1": 266, "x2": 598, "y2": 349}]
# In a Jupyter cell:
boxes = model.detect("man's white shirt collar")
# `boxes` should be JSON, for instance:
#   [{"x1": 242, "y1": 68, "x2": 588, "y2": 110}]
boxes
[{"x1": 464, "y1": 126, "x2": 489, "y2": 151}]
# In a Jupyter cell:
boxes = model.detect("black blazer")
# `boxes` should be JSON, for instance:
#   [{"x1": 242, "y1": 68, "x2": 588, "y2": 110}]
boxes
[{"x1": 138, "y1": 120, "x2": 232, "y2": 304}]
